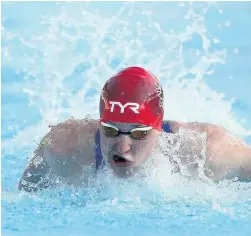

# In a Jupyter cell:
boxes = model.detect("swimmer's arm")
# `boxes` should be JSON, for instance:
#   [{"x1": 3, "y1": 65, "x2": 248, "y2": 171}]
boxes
[
  {"x1": 41, "y1": 119, "x2": 98, "y2": 180},
  {"x1": 167, "y1": 120, "x2": 209, "y2": 134},
  {"x1": 237, "y1": 150, "x2": 251, "y2": 181},
  {"x1": 168, "y1": 120, "x2": 251, "y2": 181},
  {"x1": 19, "y1": 118, "x2": 98, "y2": 191},
  {"x1": 18, "y1": 134, "x2": 52, "y2": 192},
  {"x1": 206, "y1": 127, "x2": 251, "y2": 181},
  {"x1": 18, "y1": 118, "x2": 87, "y2": 191}
]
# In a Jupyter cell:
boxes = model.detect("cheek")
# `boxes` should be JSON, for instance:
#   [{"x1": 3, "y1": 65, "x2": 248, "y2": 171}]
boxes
[
  {"x1": 100, "y1": 132, "x2": 115, "y2": 154},
  {"x1": 133, "y1": 139, "x2": 155, "y2": 158},
  {"x1": 134, "y1": 132, "x2": 159, "y2": 159}
]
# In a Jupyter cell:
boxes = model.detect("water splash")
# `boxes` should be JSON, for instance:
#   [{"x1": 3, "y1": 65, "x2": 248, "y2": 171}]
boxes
[
  {"x1": 2, "y1": 3, "x2": 251, "y2": 230},
  {"x1": 2, "y1": 2, "x2": 250, "y2": 155}
]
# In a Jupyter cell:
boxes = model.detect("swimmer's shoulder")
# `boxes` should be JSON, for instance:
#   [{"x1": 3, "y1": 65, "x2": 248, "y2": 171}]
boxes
[
  {"x1": 49, "y1": 117, "x2": 99, "y2": 134},
  {"x1": 46, "y1": 117, "x2": 99, "y2": 155},
  {"x1": 163, "y1": 120, "x2": 185, "y2": 133},
  {"x1": 18, "y1": 118, "x2": 100, "y2": 192},
  {"x1": 165, "y1": 120, "x2": 214, "y2": 134},
  {"x1": 51, "y1": 117, "x2": 99, "y2": 136}
]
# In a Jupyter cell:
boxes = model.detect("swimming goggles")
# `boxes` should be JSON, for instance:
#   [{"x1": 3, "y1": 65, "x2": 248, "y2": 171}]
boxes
[{"x1": 100, "y1": 122, "x2": 152, "y2": 140}]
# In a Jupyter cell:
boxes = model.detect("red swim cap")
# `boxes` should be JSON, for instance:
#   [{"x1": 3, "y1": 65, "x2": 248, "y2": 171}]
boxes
[{"x1": 99, "y1": 66, "x2": 164, "y2": 131}]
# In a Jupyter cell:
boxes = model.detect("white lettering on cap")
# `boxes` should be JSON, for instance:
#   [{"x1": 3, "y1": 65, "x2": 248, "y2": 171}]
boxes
[{"x1": 109, "y1": 101, "x2": 140, "y2": 114}]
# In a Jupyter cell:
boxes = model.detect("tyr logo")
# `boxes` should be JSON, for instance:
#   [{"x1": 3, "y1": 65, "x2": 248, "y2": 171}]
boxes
[{"x1": 109, "y1": 101, "x2": 140, "y2": 114}]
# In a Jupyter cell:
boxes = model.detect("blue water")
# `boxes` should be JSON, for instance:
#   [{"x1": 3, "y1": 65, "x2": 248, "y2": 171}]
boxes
[{"x1": 1, "y1": 2, "x2": 251, "y2": 236}]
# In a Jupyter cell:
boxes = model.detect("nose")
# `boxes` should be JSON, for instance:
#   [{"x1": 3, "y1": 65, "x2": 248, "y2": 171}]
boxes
[{"x1": 115, "y1": 134, "x2": 132, "y2": 154}]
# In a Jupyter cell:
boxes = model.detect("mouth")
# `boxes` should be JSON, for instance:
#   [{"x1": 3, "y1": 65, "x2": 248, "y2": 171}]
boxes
[{"x1": 112, "y1": 154, "x2": 133, "y2": 167}]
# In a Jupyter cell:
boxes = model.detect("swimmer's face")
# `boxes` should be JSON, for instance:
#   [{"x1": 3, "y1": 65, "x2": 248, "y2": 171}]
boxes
[{"x1": 99, "y1": 122, "x2": 160, "y2": 177}]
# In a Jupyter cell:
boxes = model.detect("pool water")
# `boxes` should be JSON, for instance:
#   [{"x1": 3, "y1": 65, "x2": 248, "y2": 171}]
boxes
[{"x1": 2, "y1": 2, "x2": 251, "y2": 235}]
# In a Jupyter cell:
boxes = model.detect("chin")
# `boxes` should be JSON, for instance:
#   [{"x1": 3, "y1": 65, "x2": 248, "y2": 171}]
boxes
[{"x1": 109, "y1": 163, "x2": 137, "y2": 178}]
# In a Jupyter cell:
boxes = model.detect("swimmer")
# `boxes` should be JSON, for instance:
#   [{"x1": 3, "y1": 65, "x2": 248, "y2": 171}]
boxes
[{"x1": 18, "y1": 66, "x2": 251, "y2": 192}]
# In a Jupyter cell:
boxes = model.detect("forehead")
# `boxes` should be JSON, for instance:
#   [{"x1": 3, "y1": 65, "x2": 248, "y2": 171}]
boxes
[{"x1": 108, "y1": 122, "x2": 148, "y2": 129}]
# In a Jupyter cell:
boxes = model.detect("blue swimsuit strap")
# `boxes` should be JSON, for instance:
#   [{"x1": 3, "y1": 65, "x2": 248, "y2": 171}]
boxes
[
  {"x1": 95, "y1": 122, "x2": 172, "y2": 170},
  {"x1": 95, "y1": 130, "x2": 103, "y2": 170},
  {"x1": 162, "y1": 122, "x2": 172, "y2": 133}
]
